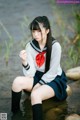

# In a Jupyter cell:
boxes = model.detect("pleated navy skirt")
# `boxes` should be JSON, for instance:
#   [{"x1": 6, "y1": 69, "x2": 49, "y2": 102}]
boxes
[{"x1": 33, "y1": 70, "x2": 67, "y2": 101}]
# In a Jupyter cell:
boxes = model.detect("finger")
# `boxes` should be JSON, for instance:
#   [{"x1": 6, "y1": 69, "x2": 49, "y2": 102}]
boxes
[
  {"x1": 19, "y1": 50, "x2": 26, "y2": 57},
  {"x1": 20, "y1": 50, "x2": 26, "y2": 54}
]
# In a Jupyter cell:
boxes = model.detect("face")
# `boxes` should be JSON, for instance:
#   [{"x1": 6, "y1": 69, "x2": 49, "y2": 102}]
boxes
[{"x1": 32, "y1": 23, "x2": 49, "y2": 42}]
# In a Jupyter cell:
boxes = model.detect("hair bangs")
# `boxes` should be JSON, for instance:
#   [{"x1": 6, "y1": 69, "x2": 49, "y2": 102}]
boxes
[{"x1": 30, "y1": 21, "x2": 41, "y2": 31}]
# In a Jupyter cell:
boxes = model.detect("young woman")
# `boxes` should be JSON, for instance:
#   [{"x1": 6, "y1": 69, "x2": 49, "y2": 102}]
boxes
[{"x1": 11, "y1": 16, "x2": 68, "y2": 120}]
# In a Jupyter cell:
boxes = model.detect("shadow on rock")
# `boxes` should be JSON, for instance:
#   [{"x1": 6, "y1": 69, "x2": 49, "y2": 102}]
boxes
[{"x1": 43, "y1": 98, "x2": 68, "y2": 120}]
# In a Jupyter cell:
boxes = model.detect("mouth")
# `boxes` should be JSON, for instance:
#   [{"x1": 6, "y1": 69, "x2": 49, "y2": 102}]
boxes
[{"x1": 35, "y1": 38, "x2": 40, "y2": 40}]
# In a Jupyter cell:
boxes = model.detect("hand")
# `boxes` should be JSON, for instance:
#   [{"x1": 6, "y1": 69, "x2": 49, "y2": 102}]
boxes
[{"x1": 19, "y1": 50, "x2": 27, "y2": 65}]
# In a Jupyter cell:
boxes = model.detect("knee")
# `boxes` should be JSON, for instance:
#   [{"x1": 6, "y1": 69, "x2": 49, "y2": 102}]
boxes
[
  {"x1": 12, "y1": 76, "x2": 22, "y2": 90},
  {"x1": 31, "y1": 90, "x2": 41, "y2": 103},
  {"x1": 31, "y1": 90, "x2": 37, "y2": 100}
]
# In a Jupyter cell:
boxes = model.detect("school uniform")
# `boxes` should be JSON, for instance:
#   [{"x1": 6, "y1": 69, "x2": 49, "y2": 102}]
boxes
[{"x1": 22, "y1": 39, "x2": 67, "y2": 101}]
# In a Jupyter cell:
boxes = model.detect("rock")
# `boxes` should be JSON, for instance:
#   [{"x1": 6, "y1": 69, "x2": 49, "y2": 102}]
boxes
[
  {"x1": 66, "y1": 80, "x2": 80, "y2": 114},
  {"x1": 45, "y1": 107, "x2": 65, "y2": 120},
  {"x1": 65, "y1": 114, "x2": 80, "y2": 120},
  {"x1": 66, "y1": 66, "x2": 80, "y2": 80},
  {"x1": 66, "y1": 85, "x2": 72, "y2": 96},
  {"x1": 43, "y1": 100, "x2": 68, "y2": 120}
]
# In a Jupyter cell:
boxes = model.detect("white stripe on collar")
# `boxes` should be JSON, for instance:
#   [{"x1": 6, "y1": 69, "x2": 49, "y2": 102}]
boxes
[{"x1": 30, "y1": 39, "x2": 57, "y2": 52}]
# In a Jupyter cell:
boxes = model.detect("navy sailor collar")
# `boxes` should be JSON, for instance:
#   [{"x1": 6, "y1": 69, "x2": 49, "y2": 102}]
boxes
[
  {"x1": 30, "y1": 39, "x2": 47, "y2": 52},
  {"x1": 30, "y1": 38, "x2": 57, "y2": 53}
]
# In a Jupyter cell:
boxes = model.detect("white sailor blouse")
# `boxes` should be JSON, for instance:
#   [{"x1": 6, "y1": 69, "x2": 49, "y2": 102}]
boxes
[{"x1": 22, "y1": 39, "x2": 62, "y2": 84}]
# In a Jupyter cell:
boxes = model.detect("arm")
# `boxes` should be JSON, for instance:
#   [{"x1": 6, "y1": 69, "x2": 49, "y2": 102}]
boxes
[
  {"x1": 39, "y1": 42, "x2": 62, "y2": 84},
  {"x1": 20, "y1": 42, "x2": 36, "y2": 77}
]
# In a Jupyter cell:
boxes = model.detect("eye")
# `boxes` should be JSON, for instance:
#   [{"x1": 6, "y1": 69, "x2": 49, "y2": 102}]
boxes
[
  {"x1": 37, "y1": 30, "x2": 41, "y2": 32},
  {"x1": 32, "y1": 30, "x2": 35, "y2": 32}
]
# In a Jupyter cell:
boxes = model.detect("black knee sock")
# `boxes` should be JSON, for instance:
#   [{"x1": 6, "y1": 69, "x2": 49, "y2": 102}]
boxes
[
  {"x1": 11, "y1": 90, "x2": 22, "y2": 113},
  {"x1": 32, "y1": 104, "x2": 43, "y2": 120}
]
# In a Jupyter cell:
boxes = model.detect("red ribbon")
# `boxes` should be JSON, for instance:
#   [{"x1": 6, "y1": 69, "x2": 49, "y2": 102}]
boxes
[{"x1": 36, "y1": 51, "x2": 46, "y2": 67}]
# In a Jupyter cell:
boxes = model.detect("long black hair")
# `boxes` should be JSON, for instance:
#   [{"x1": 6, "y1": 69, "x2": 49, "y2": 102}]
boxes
[{"x1": 30, "y1": 16, "x2": 53, "y2": 72}]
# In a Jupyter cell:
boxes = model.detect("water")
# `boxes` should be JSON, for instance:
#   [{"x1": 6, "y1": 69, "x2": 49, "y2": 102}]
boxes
[
  {"x1": 0, "y1": 0, "x2": 53, "y2": 41},
  {"x1": 0, "y1": 0, "x2": 79, "y2": 41}
]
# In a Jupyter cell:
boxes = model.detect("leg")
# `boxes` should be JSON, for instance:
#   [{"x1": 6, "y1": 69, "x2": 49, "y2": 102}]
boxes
[
  {"x1": 31, "y1": 85, "x2": 55, "y2": 120},
  {"x1": 12, "y1": 76, "x2": 34, "y2": 92},
  {"x1": 31, "y1": 84, "x2": 55, "y2": 105},
  {"x1": 11, "y1": 76, "x2": 34, "y2": 113},
  {"x1": 32, "y1": 83, "x2": 41, "y2": 91}
]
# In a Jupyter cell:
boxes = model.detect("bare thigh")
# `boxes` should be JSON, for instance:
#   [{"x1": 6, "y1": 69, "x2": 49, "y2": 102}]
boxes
[
  {"x1": 31, "y1": 84, "x2": 55, "y2": 104},
  {"x1": 12, "y1": 76, "x2": 34, "y2": 92}
]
